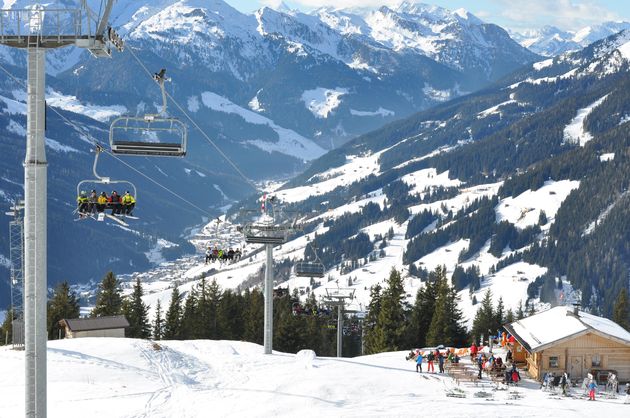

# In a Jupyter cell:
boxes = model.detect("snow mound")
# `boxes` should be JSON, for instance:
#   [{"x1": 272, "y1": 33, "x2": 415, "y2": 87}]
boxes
[{"x1": 295, "y1": 349, "x2": 316, "y2": 369}]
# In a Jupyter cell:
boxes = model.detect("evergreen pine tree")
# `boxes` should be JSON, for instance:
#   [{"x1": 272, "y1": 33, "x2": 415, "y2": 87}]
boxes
[
  {"x1": 528, "y1": 303, "x2": 536, "y2": 317},
  {"x1": 538, "y1": 210, "x2": 547, "y2": 226},
  {"x1": 163, "y1": 286, "x2": 182, "y2": 340},
  {"x1": 505, "y1": 308, "x2": 515, "y2": 324},
  {"x1": 1, "y1": 307, "x2": 14, "y2": 345},
  {"x1": 495, "y1": 297, "x2": 505, "y2": 329},
  {"x1": 218, "y1": 290, "x2": 245, "y2": 340},
  {"x1": 208, "y1": 279, "x2": 222, "y2": 339},
  {"x1": 516, "y1": 300, "x2": 525, "y2": 320},
  {"x1": 274, "y1": 294, "x2": 308, "y2": 353},
  {"x1": 244, "y1": 289, "x2": 264, "y2": 344},
  {"x1": 471, "y1": 289, "x2": 494, "y2": 343},
  {"x1": 613, "y1": 288, "x2": 629, "y2": 331},
  {"x1": 125, "y1": 278, "x2": 151, "y2": 339},
  {"x1": 372, "y1": 269, "x2": 408, "y2": 352},
  {"x1": 91, "y1": 271, "x2": 123, "y2": 317},
  {"x1": 47, "y1": 281, "x2": 80, "y2": 339},
  {"x1": 407, "y1": 277, "x2": 438, "y2": 348},
  {"x1": 363, "y1": 284, "x2": 383, "y2": 354},
  {"x1": 426, "y1": 267, "x2": 467, "y2": 347},
  {"x1": 180, "y1": 287, "x2": 199, "y2": 339},
  {"x1": 153, "y1": 299, "x2": 164, "y2": 340}
]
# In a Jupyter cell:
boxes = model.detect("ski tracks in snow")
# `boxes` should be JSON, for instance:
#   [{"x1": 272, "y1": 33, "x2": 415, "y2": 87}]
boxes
[
  {"x1": 130, "y1": 340, "x2": 253, "y2": 417},
  {"x1": 132, "y1": 341, "x2": 210, "y2": 418}
]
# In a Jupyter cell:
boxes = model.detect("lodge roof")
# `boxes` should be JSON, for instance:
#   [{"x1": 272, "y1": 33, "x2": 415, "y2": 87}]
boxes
[
  {"x1": 61, "y1": 315, "x2": 129, "y2": 332},
  {"x1": 504, "y1": 306, "x2": 630, "y2": 353}
]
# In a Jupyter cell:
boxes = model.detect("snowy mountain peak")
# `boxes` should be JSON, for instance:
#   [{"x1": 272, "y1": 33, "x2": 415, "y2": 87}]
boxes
[{"x1": 513, "y1": 21, "x2": 630, "y2": 56}]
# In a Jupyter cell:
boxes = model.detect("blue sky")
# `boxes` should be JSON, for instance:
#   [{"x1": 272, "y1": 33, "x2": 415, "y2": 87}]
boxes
[{"x1": 226, "y1": 0, "x2": 630, "y2": 32}]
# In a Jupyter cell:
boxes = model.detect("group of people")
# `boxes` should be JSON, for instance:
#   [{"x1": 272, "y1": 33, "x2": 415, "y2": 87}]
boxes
[
  {"x1": 204, "y1": 246, "x2": 242, "y2": 264},
  {"x1": 471, "y1": 343, "x2": 519, "y2": 383},
  {"x1": 77, "y1": 190, "x2": 136, "y2": 217},
  {"x1": 292, "y1": 302, "x2": 332, "y2": 317},
  {"x1": 408, "y1": 348, "x2": 460, "y2": 374}
]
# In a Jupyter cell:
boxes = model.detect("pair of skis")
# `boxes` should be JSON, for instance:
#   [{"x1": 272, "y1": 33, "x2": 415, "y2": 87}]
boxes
[{"x1": 75, "y1": 210, "x2": 138, "y2": 227}]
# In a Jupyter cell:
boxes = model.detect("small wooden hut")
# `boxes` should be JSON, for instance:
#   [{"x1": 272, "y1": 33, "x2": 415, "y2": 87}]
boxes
[{"x1": 504, "y1": 306, "x2": 630, "y2": 382}]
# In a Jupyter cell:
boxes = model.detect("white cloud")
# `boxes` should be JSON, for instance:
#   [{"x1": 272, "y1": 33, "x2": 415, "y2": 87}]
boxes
[{"x1": 491, "y1": 0, "x2": 620, "y2": 31}]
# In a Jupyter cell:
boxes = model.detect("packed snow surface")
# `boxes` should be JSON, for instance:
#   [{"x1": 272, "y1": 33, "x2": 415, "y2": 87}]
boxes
[
  {"x1": 563, "y1": 95, "x2": 609, "y2": 147},
  {"x1": 275, "y1": 150, "x2": 384, "y2": 203},
  {"x1": 46, "y1": 90, "x2": 127, "y2": 122},
  {"x1": 197, "y1": 91, "x2": 325, "y2": 160},
  {"x1": 496, "y1": 180, "x2": 580, "y2": 230},
  {"x1": 532, "y1": 58, "x2": 553, "y2": 70},
  {"x1": 1, "y1": 338, "x2": 628, "y2": 417},
  {"x1": 301, "y1": 87, "x2": 349, "y2": 119},
  {"x1": 617, "y1": 40, "x2": 630, "y2": 60}
]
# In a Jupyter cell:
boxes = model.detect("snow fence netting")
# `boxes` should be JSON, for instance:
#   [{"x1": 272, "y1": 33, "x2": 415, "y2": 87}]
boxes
[{"x1": 295, "y1": 349, "x2": 316, "y2": 369}]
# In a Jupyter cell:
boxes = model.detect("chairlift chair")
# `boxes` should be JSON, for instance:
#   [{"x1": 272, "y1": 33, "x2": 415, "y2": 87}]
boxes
[
  {"x1": 109, "y1": 68, "x2": 187, "y2": 157},
  {"x1": 295, "y1": 243, "x2": 325, "y2": 278},
  {"x1": 76, "y1": 145, "x2": 137, "y2": 221}
]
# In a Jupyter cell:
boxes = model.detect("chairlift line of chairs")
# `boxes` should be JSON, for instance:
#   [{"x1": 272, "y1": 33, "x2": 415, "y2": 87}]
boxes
[{"x1": 109, "y1": 68, "x2": 187, "y2": 157}]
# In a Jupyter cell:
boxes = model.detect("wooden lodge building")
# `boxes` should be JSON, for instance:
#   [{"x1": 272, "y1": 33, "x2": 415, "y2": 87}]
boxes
[
  {"x1": 504, "y1": 306, "x2": 630, "y2": 383},
  {"x1": 59, "y1": 316, "x2": 129, "y2": 339}
]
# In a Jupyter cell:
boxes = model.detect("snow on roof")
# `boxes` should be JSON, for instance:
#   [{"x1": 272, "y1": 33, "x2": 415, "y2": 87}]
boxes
[{"x1": 506, "y1": 306, "x2": 630, "y2": 352}]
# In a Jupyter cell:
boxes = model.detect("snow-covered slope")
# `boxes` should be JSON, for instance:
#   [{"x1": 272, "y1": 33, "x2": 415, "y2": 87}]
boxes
[
  {"x1": 1, "y1": 339, "x2": 627, "y2": 417},
  {"x1": 80, "y1": 26, "x2": 630, "y2": 328}
]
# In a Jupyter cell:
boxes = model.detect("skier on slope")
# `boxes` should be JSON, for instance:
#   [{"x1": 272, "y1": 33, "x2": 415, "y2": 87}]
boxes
[
  {"x1": 477, "y1": 353, "x2": 485, "y2": 379},
  {"x1": 426, "y1": 350, "x2": 435, "y2": 373},
  {"x1": 437, "y1": 349, "x2": 445, "y2": 373},
  {"x1": 415, "y1": 351, "x2": 423, "y2": 373}
]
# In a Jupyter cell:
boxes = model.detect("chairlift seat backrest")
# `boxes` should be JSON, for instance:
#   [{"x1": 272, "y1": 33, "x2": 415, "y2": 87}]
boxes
[
  {"x1": 109, "y1": 115, "x2": 187, "y2": 157},
  {"x1": 295, "y1": 261, "x2": 325, "y2": 278}
]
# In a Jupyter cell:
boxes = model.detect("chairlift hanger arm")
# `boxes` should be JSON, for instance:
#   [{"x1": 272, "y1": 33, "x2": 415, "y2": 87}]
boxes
[
  {"x1": 92, "y1": 145, "x2": 107, "y2": 182},
  {"x1": 95, "y1": 0, "x2": 116, "y2": 37}
]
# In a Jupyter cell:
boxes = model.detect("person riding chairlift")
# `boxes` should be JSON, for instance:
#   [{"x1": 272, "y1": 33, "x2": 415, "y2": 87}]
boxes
[
  {"x1": 109, "y1": 190, "x2": 122, "y2": 215},
  {"x1": 122, "y1": 191, "x2": 136, "y2": 216},
  {"x1": 97, "y1": 191, "x2": 108, "y2": 213},
  {"x1": 77, "y1": 191, "x2": 89, "y2": 217}
]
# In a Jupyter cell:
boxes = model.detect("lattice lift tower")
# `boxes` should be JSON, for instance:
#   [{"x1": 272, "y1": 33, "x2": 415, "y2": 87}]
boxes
[
  {"x1": 0, "y1": 2, "x2": 122, "y2": 416},
  {"x1": 6, "y1": 200, "x2": 25, "y2": 348}
]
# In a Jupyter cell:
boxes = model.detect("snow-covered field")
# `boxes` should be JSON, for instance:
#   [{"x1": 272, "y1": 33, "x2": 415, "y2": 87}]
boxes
[{"x1": 1, "y1": 339, "x2": 627, "y2": 417}]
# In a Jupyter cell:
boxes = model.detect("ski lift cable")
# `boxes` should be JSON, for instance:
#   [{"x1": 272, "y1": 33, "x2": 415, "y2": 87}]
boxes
[
  {"x1": 123, "y1": 43, "x2": 259, "y2": 192},
  {"x1": 0, "y1": 62, "x2": 214, "y2": 219}
]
